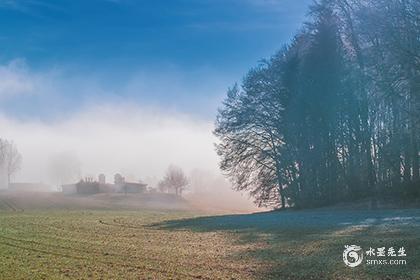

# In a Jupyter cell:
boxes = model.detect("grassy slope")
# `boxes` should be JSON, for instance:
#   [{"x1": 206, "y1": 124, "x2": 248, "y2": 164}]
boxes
[
  {"x1": 0, "y1": 198, "x2": 419, "y2": 279},
  {"x1": 0, "y1": 210, "x2": 257, "y2": 280},
  {"x1": 156, "y1": 209, "x2": 420, "y2": 279}
]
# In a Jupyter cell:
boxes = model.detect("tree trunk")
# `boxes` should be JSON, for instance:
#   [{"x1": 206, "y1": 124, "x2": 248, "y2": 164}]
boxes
[
  {"x1": 410, "y1": 68, "x2": 419, "y2": 181},
  {"x1": 279, "y1": 184, "x2": 285, "y2": 209}
]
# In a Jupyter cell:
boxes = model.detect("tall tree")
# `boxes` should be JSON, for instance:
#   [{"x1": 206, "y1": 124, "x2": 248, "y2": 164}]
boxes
[{"x1": 215, "y1": 49, "x2": 291, "y2": 208}]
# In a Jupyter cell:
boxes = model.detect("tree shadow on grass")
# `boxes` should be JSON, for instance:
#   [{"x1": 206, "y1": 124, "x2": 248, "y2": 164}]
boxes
[{"x1": 150, "y1": 209, "x2": 420, "y2": 280}]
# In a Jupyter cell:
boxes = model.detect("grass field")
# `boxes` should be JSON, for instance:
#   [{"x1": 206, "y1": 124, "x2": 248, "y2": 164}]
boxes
[{"x1": 0, "y1": 195, "x2": 419, "y2": 279}]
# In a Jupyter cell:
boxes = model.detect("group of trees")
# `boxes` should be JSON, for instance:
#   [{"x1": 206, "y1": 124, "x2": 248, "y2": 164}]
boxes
[
  {"x1": 158, "y1": 165, "x2": 189, "y2": 196},
  {"x1": 215, "y1": 0, "x2": 419, "y2": 208},
  {"x1": 0, "y1": 139, "x2": 22, "y2": 186}
]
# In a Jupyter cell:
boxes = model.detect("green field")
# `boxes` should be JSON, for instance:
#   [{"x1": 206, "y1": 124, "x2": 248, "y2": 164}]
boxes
[{"x1": 0, "y1": 199, "x2": 419, "y2": 279}]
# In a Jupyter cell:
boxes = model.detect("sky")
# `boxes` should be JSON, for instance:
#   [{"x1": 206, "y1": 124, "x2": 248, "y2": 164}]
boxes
[{"x1": 0, "y1": 0, "x2": 311, "y2": 186}]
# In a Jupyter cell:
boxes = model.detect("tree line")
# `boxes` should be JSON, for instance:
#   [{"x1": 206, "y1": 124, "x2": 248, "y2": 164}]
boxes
[{"x1": 215, "y1": 0, "x2": 419, "y2": 208}]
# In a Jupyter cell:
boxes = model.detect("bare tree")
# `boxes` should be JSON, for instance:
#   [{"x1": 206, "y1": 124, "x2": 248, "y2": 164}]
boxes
[
  {"x1": 158, "y1": 180, "x2": 169, "y2": 193},
  {"x1": 159, "y1": 165, "x2": 188, "y2": 196},
  {"x1": 0, "y1": 139, "x2": 6, "y2": 166},
  {"x1": 3, "y1": 140, "x2": 22, "y2": 186},
  {"x1": 0, "y1": 139, "x2": 7, "y2": 187}
]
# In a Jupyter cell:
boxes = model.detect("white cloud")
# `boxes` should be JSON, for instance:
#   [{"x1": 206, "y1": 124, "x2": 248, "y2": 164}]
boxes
[
  {"x1": 0, "y1": 59, "x2": 35, "y2": 97},
  {"x1": 0, "y1": 59, "x2": 226, "y2": 186},
  {"x1": 0, "y1": 58, "x2": 231, "y2": 121}
]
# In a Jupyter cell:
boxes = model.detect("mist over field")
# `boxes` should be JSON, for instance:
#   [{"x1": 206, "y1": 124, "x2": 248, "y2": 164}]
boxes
[
  {"x1": 0, "y1": 105, "x2": 214, "y2": 184},
  {"x1": 0, "y1": 105, "x2": 259, "y2": 211},
  {"x1": 0, "y1": 60, "x2": 258, "y2": 212}
]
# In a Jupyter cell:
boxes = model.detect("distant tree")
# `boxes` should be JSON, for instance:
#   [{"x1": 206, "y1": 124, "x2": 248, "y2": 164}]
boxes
[
  {"x1": 159, "y1": 166, "x2": 188, "y2": 196},
  {"x1": 157, "y1": 180, "x2": 169, "y2": 193},
  {"x1": 0, "y1": 139, "x2": 7, "y2": 167},
  {"x1": 49, "y1": 153, "x2": 81, "y2": 188},
  {"x1": 0, "y1": 139, "x2": 22, "y2": 185},
  {"x1": 98, "y1": 173, "x2": 106, "y2": 184},
  {"x1": 0, "y1": 139, "x2": 9, "y2": 186},
  {"x1": 4, "y1": 141, "x2": 22, "y2": 185},
  {"x1": 114, "y1": 173, "x2": 125, "y2": 184}
]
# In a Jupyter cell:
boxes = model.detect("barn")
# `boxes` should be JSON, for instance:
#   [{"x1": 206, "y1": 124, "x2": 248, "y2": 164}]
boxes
[{"x1": 61, "y1": 174, "x2": 147, "y2": 195}]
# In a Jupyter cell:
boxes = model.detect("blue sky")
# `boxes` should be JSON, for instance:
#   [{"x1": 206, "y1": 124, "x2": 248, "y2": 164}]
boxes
[
  {"x1": 0, "y1": 0, "x2": 311, "y2": 120},
  {"x1": 0, "y1": 0, "x2": 314, "y2": 185}
]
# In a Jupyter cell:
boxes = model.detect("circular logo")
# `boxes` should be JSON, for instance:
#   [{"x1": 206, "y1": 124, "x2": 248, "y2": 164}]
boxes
[{"x1": 343, "y1": 245, "x2": 363, "y2": 267}]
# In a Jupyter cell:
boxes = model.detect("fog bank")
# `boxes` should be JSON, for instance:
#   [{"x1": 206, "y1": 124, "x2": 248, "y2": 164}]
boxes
[{"x1": 1, "y1": 104, "x2": 218, "y2": 185}]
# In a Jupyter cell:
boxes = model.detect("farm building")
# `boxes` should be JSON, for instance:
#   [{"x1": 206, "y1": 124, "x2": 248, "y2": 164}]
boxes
[
  {"x1": 76, "y1": 179, "x2": 100, "y2": 194},
  {"x1": 61, "y1": 174, "x2": 147, "y2": 195},
  {"x1": 62, "y1": 177, "x2": 99, "y2": 195}
]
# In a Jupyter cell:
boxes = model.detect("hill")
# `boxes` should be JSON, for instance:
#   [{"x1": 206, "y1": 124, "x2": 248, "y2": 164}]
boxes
[{"x1": 0, "y1": 191, "x2": 190, "y2": 211}]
